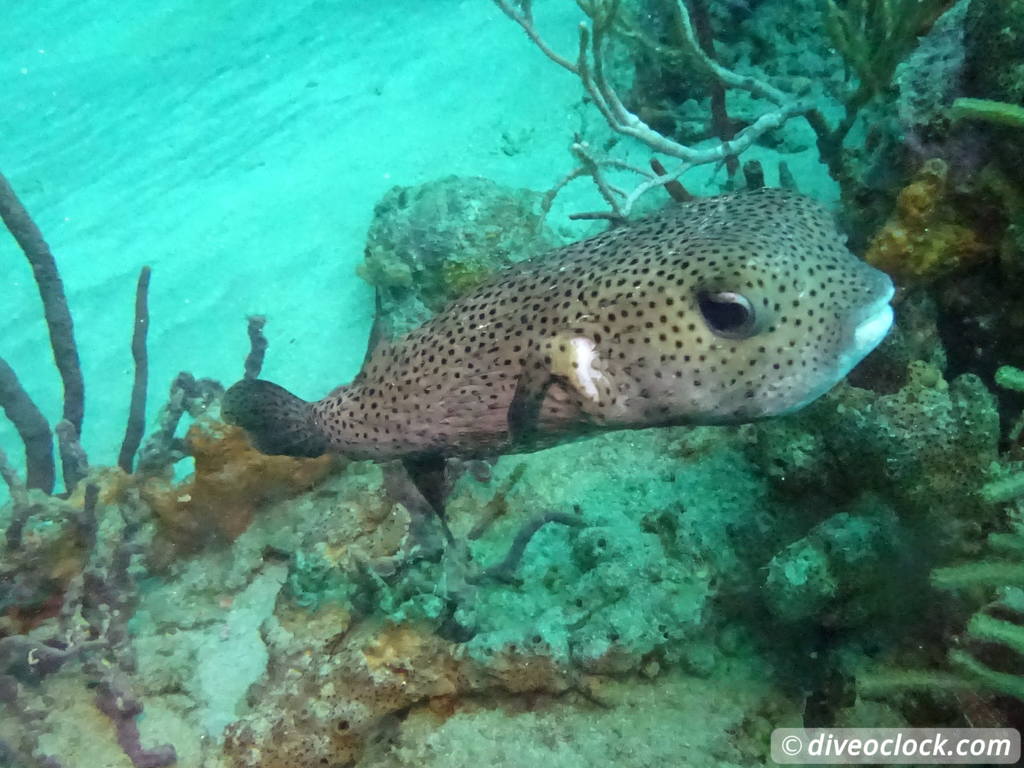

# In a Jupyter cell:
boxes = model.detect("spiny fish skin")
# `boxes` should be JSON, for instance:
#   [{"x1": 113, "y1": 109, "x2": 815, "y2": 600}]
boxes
[{"x1": 224, "y1": 189, "x2": 894, "y2": 461}]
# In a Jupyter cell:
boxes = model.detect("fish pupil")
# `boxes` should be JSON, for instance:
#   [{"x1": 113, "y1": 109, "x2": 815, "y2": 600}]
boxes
[{"x1": 697, "y1": 290, "x2": 756, "y2": 339}]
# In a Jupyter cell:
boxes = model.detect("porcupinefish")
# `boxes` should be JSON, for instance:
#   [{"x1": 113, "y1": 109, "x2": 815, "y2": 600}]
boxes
[{"x1": 223, "y1": 189, "x2": 894, "y2": 461}]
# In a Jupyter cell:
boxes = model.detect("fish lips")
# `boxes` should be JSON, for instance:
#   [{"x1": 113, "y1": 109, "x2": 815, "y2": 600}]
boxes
[
  {"x1": 848, "y1": 276, "x2": 896, "y2": 363},
  {"x1": 827, "y1": 272, "x2": 896, "y2": 391}
]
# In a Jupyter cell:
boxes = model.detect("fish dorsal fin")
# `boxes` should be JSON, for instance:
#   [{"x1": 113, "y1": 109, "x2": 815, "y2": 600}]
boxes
[
  {"x1": 340, "y1": 290, "x2": 393, "y2": 389},
  {"x1": 358, "y1": 289, "x2": 394, "y2": 378}
]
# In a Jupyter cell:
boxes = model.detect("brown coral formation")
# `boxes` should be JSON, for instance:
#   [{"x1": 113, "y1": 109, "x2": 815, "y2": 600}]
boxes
[
  {"x1": 223, "y1": 619, "x2": 577, "y2": 767},
  {"x1": 142, "y1": 417, "x2": 335, "y2": 550},
  {"x1": 865, "y1": 159, "x2": 988, "y2": 282}
]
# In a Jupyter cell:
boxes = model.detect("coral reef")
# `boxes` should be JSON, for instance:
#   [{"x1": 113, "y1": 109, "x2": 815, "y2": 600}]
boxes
[
  {"x1": 963, "y1": 0, "x2": 1024, "y2": 187},
  {"x1": 753, "y1": 358, "x2": 999, "y2": 547},
  {"x1": 857, "y1": 481, "x2": 1024, "y2": 703},
  {"x1": 811, "y1": 366, "x2": 1024, "y2": 728},
  {"x1": 0, "y1": 480, "x2": 176, "y2": 768},
  {"x1": 763, "y1": 500, "x2": 904, "y2": 627},
  {"x1": 895, "y1": 0, "x2": 969, "y2": 155},
  {"x1": 494, "y1": 0, "x2": 820, "y2": 219},
  {"x1": 0, "y1": 170, "x2": 338, "y2": 766},
  {"x1": 7, "y1": 1, "x2": 1024, "y2": 760}
]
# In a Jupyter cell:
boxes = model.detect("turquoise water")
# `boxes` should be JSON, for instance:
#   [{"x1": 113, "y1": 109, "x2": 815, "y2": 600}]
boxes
[{"x1": 1, "y1": 1, "x2": 1023, "y2": 766}]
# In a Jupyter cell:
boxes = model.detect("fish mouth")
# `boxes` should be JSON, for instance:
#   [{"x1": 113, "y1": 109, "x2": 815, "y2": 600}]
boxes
[
  {"x1": 776, "y1": 276, "x2": 895, "y2": 417},
  {"x1": 851, "y1": 294, "x2": 895, "y2": 356},
  {"x1": 835, "y1": 275, "x2": 895, "y2": 379},
  {"x1": 851, "y1": 278, "x2": 896, "y2": 356}
]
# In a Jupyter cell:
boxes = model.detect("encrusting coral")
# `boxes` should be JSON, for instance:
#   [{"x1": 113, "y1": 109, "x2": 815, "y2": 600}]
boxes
[{"x1": 201, "y1": 414, "x2": 790, "y2": 767}]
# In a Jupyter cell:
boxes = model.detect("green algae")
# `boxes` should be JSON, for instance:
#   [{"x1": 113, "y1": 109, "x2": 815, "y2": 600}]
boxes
[{"x1": 951, "y1": 98, "x2": 1024, "y2": 128}]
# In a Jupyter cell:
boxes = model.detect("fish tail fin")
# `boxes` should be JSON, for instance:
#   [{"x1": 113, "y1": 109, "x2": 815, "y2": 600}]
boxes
[{"x1": 222, "y1": 379, "x2": 329, "y2": 458}]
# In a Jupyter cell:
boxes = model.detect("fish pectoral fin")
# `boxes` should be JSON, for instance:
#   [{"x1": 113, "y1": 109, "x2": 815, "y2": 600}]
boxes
[
  {"x1": 508, "y1": 332, "x2": 611, "y2": 443},
  {"x1": 507, "y1": 360, "x2": 554, "y2": 445}
]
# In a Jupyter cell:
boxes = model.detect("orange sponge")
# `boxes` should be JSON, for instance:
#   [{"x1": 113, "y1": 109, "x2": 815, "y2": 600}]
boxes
[{"x1": 143, "y1": 417, "x2": 334, "y2": 549}]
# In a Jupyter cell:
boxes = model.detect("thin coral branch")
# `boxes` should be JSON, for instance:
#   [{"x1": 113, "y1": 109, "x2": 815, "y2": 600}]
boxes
[
  {"x1": 0, "y1": 357, "x2": 54, "y2": 493},
  {"x1": 621, "y1": 159, "x2": 694, "y2": 214},
  {"x1": 118, "y1": 267, "x2": 151, "y2": 474},
  {"x1": 0, "y1": 172, "x2": 85, "y2": 440},
  {"x1": 682, "y1": 0, "x2": 737, "y2": 175},
  {"x1": 136, "y1": 373, "x2": 222, "y2": 473},
  {"x1": 492, "y1": 0, "x2": 580, "y2": 74},
  {"x1": 55, "y1": 419, "x2": 88, "y2": 491},
  {"x1": 482, "y1": 509, "x2": 584, "y2": 582},
  {"x1": 574, "y1": 140, "x2": 629, "y2": 214},
  {"x1": 244, "y1": 315, "x2": 268, "y2": 380},
  {"x1": 137, "y1": 374, "x2": 194, "y2": 473},
  {"x1": 0, "y1": 446, "x2": 30, "y2": 550},
  {"x1": 671, "y1": 0, "x2": 791, "y2": 104},
  {"x1": 0, "y1": 446, "x2": 27, "y2": 507},
  {"x1": 649, "y1": 158, "x2": 693, "y2": 201},
  {"x1": 539, "y1": 166, "x2": 589, "y2": 224},
  {"x1": 540, "y1": 139, "x2": 660, "y2": 222},
  {"x1": 95, "y1": 679, "x2": 177, "y2": 768},
  {"x1": 568, "y1": 210, "x2": 630, "y2": 226},
  {"x1": 493, "y1": 0, "x2": 813, "y2": 218}
]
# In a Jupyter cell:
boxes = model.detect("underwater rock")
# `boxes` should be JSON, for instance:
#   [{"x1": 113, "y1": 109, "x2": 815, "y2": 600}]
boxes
[
  {"x1": 895, "y1": 0, "x2": 969, "y2": 144},
  {"x1": 764, "y1": 503, "x2": 903, "y2": 627},
  {"x1": 357, "y1": 176, "x2": 557, "y2": 336},
  {"x1": 190, "y1": 563, "x2": 288, "y2": 739},
  {"x1": 964, "y1": 0, "x2": 1024, "y2": 106},
  {"x1": 383, "y1": 667, "x2": 791, "y2": 768},
  {"x1": 964, "y1": 0, "x2": 1024, "y2": 186},
  {"x1": 860, "y1": 363, "x2": 997, "y2": 539},
  {"x1": 205, "y1": 423, "x2": 792, "y2": 766},
  {"x1": 222, "y1": 618, "x2": 574, "y2": 768}
]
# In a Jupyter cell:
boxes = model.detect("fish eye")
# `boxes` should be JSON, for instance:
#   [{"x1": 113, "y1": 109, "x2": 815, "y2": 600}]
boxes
[{"x1": 697, "y1": 290, "x2": 757, "y2": 339}]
